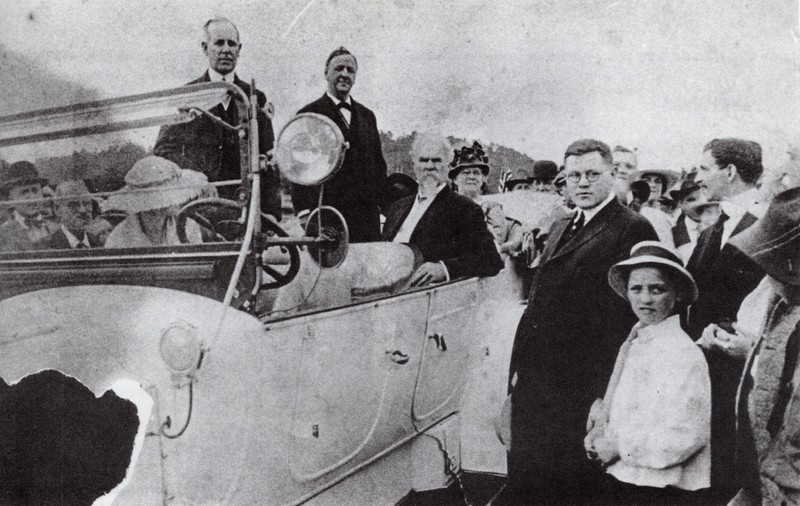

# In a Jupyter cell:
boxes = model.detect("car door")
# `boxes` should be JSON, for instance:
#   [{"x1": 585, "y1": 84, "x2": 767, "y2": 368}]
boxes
[{"x1": 411, "y1": 278, "x2": 482, "y2": 427}]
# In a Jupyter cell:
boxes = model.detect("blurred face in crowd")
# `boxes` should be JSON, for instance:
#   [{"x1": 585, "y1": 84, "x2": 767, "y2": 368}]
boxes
[
  {"x1": 510, "y1": 181, "x2": 532, "y2": 192},
  {"x1": 565, "y1": 151, "x2": 614, "y2": 209},
  {"x1": 627, "y1": 266, "x2": 680, "y2": 326},
  {"x1": 326, "y1": 54, "x2": 358, "y2": 100},
  {"x1": 454, "y1": 167, "x2": 485, "y2": 198},
  {"x1": 7, "y1": 182, "x2": 44, "y2": 217},
  {"x1": 203, "y1": 21, "x2": 241, "y2": 75},
  {"x1": 54, "y1": 182, "x2": 93, "y2": 234},
  {"x1": 678, "y1": 189, "x2": 702, "y2": 218},
  {"x1": 695, "y1": 150, "x2": 730, "y2": 200},
  {"x1": 86, "y1": 217, "x2": 113, "y2": 246},
  {"x1": 612, "y1": 150, "x2": 637, "y2": 200},
  {"x1": 641, "y1": 174, "x2": 664, "y2": 202},
  {"x1": 412, "y1": 141, "x2": 449, "y2": 189},
  {"x1": 533, "y1": 179, "x2": 555, "y2": 193}
]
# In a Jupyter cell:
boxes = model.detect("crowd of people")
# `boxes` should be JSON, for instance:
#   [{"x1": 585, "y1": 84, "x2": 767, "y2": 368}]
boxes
[{"x1": 0, "y1": 15, "x2": 799, "y2": 506}]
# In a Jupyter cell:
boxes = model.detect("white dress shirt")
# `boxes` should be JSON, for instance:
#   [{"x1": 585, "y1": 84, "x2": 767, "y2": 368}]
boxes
[
  {"x1": 60, "y1": 225, "x2": 91, "y2": 249},
  {"x1": 676, "y1": 215, "x2": 702, "y2": 264},
  {"x1": 208, "y1": 68, "x2": 235, "y2": 109},
  {"x1": 392, "y1": 184, "x2": 446, "y2": 244},
  {"x1": 720, "y1": 187, "x2": 765, "y2": 246},
  {"x1": 326, "y1": 91, "x2": 352, "y2": 125}
]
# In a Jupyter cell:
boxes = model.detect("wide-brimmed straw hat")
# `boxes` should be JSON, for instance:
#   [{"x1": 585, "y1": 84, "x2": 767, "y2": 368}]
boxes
[
  {"x1": 608, "y1": 241, "x2": 699, "y2": 303},
  {"x1": 448, "y1": 141, "x2": 490, "y2": 179},
  {"x1": 729, "y1": 186, "x2": 800, "y2": 285},
  {"x1": 106, "y1": 156, "x2": 208, "y2": 214},
  {"x1": 632, "y1": 169, "x2": 681, "y2": 191}
]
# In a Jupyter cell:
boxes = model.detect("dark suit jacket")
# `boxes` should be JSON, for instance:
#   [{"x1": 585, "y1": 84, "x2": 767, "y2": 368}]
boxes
[
  {"x1": 153, "y1": 72, "x2": 281, "y2": 218},
  {"x1": 381, "y1": 186, "x2": 503, "y2": 279},
  {"x1": 39, "y1": 229, "x2": 101, "y2": 250},
  {"x1": 685, "y1": 210, "x2": 763, "y2": 496},
  {"x1": 291, "y1": 94, "x2": 388, "y2": 243},
  {"x1": 508, "y1": 198, "x2": 657, "y2": 478},
  {"x1": 672, "y1": 212, "x2": 691, "y2": 248}
]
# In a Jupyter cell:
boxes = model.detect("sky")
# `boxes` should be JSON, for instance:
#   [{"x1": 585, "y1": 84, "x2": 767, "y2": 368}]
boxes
[{"x1": 1, "y1": 0, "x2": 798, "y2": 170}]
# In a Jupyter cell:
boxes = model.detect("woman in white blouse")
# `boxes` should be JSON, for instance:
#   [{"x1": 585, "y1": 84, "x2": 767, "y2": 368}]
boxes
[{"x1": 584, "y1": 241, "x2": 711, "y2": 504}]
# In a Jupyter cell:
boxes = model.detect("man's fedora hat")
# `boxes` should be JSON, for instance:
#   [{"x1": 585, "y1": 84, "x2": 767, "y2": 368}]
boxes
[
  {"x1": 448, "y1": 141, "x2": 490, "y2": 179},
  {"x1": 608, "y1": 241, "x2": 698, "y2": 303},
  {"x1": 730, "y1": 186, "x2": 800, "y2": 285},
  {"x1": 503, "y1": 167, "x2": 534, "y2": 191},
  {"x1": 386, "y1": 171, "x2": 418, "y2": 203},
  {"x1": 0, "y1": 161, "x2": 48, "y2": 193},
  {"x1": 685, "y1": 198, "x2": 721, "y2": 221},
  {"x1": 532, "y1": 160, "x2": 558, "y2": 182}
]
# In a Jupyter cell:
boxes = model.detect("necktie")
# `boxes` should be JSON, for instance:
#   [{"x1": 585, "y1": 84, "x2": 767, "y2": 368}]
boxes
[
  {"x1": 336, "y1": 101, "x2": 351, "y2": 127},
  {"x1": 555, "y1": 211, "x2": 584, "y2": 252}
]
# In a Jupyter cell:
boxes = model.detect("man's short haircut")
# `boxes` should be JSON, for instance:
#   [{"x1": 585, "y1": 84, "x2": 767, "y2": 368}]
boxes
[
  {"x1": 410, "y1": 132, "x2": 452, "y2": 160},
  {"x1": 564, "y1": 139, "x2": 613, "y2": 166},
  {"x1": 613, "y1": 145, "x2": 634, "y2": 154},
  {"x1": 325, "y1": 46, "x2": 358, "y2": 70},
  {"x1": 202, "y1": 17, "x2": 240, "y2": 43},
  {"x1": 703, "y1": 138, "x2": 763, "y2": 185}
]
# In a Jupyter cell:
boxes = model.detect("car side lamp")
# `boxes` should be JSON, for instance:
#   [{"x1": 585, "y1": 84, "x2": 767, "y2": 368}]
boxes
[{"x1": 159, "y1": 321, "x2": 202, "y2": 439}]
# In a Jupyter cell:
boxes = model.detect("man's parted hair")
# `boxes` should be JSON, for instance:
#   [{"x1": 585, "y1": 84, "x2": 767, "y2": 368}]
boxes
[
  {"x1": 202, "y1": 17, "x2": 240, "y2": 43},
  {"x1": 703, "y1": 138, "x2": 763, "y2": 185},
  {"x1": 325, "y1": 46, "x2": 358, "y2": 70},
  {"x1": 564, "y1": 139, "x2": 613, "y2": 166}
]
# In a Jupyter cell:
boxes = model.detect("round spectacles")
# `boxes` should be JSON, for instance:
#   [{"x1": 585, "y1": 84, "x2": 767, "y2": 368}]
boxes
[{"x1": 566, "y1": 171, "x2": 602, "y2": 183}]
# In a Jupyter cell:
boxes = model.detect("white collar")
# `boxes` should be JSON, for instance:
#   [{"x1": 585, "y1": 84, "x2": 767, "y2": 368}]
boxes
[
  {"x1": 208, "y1": 68, "x2": 236, "y2": 83},
  {"x1": 326, "y1": 91, "x2": 352, "y2": 107},
  {"x1": 722, "y1": 187, "x2": 764, "y2": 219},
  {"x1": 576, "y1": 191, "x2": 615, "y2": 224},
  {"x1": 633, "y1": 314, "x2": 683, "y2": 342},
  {"x1": 416, "y1": 183, "x2": 447, "y2": 202},
  {"x1": 60, "y1": 224, "x2": 89, "y2": 248}
]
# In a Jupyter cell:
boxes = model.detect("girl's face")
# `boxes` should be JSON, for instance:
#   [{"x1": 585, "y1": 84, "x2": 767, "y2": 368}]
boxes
[{"x1": 626, "y1": 266, "x2": 680, "y2": 326}]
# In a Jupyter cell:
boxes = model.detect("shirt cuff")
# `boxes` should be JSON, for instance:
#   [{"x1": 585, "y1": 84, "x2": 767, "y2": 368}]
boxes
[{"x1": 439, "y1": 261, "x2": 450, "y2": 281}]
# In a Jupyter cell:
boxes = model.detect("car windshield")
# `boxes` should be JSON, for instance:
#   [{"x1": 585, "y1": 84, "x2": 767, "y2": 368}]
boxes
[{"x1": 0, "y1": 83, "x2": 260, "y2": 302}]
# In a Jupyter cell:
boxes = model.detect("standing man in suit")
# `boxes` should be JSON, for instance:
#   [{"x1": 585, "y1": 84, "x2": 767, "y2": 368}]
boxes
[
  {"x1": 499, "y1": 139, "x2": 657, "y2": 505},
  {"x1": 382, "y1": 133, "x2": 502, "y2": 286},
  {"x1": 686, "y1": 138, "x2": 767, "y2": 503},
  {"x1": 292, "y1": 47, "x2": 388, "y2": 243},
  {"x1": 39, "y1": 181, "x2": 98, "y2": 250},
  {"x1": 154, "y1": 17, "x2": 281, "y2": 220}
]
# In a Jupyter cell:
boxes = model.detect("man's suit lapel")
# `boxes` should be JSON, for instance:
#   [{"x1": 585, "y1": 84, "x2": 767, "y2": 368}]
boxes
[
  {"x1": 321, "y1": 94, "x2": 353, "y2": 142},
  {"x1": 673, "y1": 214, "x2": 691, "y2": 247},
  {"x1": 384, "y1": 196, "x2": 415, "y2": 240},
  {"x1": 547, "y1": 201, "x2": 617, "y2": 261},
  {"x1": 731, "y1": 212, "x2": 758, "y2": 238}
]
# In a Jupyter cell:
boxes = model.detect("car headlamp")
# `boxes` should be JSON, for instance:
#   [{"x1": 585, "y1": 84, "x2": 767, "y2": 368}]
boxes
[{"x1": 159, "y1": 321, "x2": 201, "y2": 373}]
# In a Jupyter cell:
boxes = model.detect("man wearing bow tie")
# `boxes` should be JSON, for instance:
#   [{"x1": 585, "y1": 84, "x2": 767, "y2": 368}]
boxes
[
  {"x1": 153, "y1": 17, "x2": 281, "y2": 220},
  {"x1": 500, "y1": 139, "x2": 656, "y2": 505},
  {"x1": 381, "y1": 133, "x2": 502, "y2": 287},
  {"x1": 291, "y1": 47, "x2": 388, "y2": 242},
  {"x1": 0, "y1": 161, "x2": 50, "y2": 252}
]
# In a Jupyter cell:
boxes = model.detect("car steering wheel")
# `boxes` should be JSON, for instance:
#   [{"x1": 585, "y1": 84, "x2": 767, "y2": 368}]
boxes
[{"x1": 176, "y1": 198, "x2": 301, "y2": 301}]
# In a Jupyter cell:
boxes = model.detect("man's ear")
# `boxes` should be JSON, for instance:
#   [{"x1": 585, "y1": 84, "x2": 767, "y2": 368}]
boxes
[
  {"x1": 201, "y1": 41, "x2": 208, "y2": 53},
  {"x1": 726, "y1": 164, "x2": 739, "y2": 182}
]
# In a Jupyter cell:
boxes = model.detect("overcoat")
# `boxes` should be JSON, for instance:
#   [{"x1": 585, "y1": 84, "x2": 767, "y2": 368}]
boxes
[
  {"x1": 291, "y1": 94, "x2": 388, "y2": 243},
  {"x1": 507, "y1": 197, "x2": 657, "y2": 489},
  {"x1": 153, "y1": 72, "x2": 281, "y2": 218},
  {"x1": 382, "y1": 185, "x2": 503, "y2": 280}
]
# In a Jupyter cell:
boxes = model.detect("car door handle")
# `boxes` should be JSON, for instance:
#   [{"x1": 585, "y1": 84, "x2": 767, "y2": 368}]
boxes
[
  {"x1": 428, "y1": 333, "x2": 447, "y2": 351},
  {"x1": 386, "y1": 350, "x2": 409, "y2": 364}
]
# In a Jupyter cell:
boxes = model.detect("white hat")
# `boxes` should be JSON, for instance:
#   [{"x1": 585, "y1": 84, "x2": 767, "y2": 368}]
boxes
[
  {"x1": 608, "y1": 241, "x2": 698, "y2": 303},
  {"x1": 106, "y1": 156, "x2": 208, "y2": 214}
]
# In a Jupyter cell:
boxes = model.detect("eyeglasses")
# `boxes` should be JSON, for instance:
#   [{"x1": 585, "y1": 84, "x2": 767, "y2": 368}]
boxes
[{"x1": 566, "y1": 171, "x2": 603, "y2": 183}]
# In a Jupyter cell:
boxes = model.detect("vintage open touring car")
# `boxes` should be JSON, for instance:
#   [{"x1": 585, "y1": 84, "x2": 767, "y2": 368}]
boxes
[{"x1": 0, "y1": 82, "x2": 525, "y2": 504}]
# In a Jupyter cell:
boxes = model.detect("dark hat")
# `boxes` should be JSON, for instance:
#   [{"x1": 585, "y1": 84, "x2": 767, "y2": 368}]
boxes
[
  {"x1": 608, "y1": 241, "x2": 698, "y2": 303},
  {"x1": 729, "y1": 186, "x2": 800, "y2": 285},
  {"x1": 685, "y1": 198, "x2": 721, "y2": 221},
  {"x1": 554, "y1": 169, "x2": 567, "y2": 188},
  {"x1": 0, "y1": 161, "x2": 47, "y2": 194},
  {"x1": 448, "y1": 141, "x2": 490, "y2": 179},
  {"x1": 669, "y1": 179, "x2": 702, "y2": 202},
  {"x1": 532, "y1": 160, "x2": 558, "y2": 182},
  {"x1": 386, "y1": 171, "x2": 418, "y2": 203},
  {"x1": 503, "y1": 167, "x2": 534, "y2": 190}
]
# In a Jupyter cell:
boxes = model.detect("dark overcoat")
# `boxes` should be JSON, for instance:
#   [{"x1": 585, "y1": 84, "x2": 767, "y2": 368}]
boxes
[
  {"x1": 291, "y1": 95, "x2": 388, "y2": 243},
  {"x1": 508, "y1": 198, "x2": 657, "y2": 488},
  {"x1": 382, "y1": 185, "x2": 503, "y2": 279},
  {"x1": 153, "y1": 72, "x2": 281, "y2": 218}
]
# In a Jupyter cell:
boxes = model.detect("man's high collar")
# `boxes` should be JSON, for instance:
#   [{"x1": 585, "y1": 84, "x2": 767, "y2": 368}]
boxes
[
  {"x1": 416, "y1": 183, "x2": 447, "y2": 201},
  {"x1": 576, "y1": 191, "x2": 616, "y2": 224},
  {"x1": 326, "y1": 91, "x2": 352, "y2": 107},
  {"x1": 208, "y1": 68, "x2": 236, "y2": 83}
]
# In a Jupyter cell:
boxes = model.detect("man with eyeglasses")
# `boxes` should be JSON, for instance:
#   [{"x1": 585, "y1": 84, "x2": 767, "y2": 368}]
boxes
[
  {"x1": 382, "y1": 133, "x2": 502, "y2": 287},
  {"x1": 500, "y1": 139, "x2": 657, "y2": 505},
  {"x1": 39, "y1": 180, "x2": 100, "y2": 250}
]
